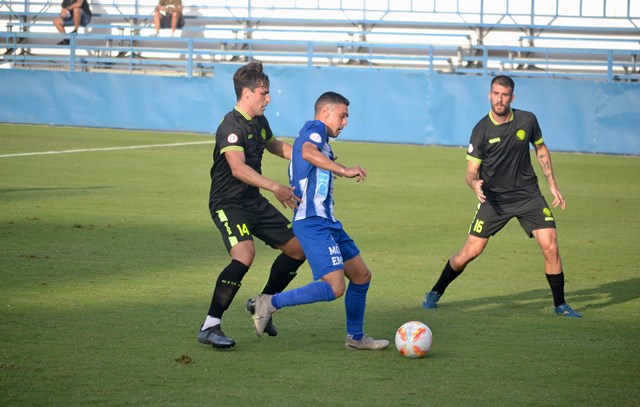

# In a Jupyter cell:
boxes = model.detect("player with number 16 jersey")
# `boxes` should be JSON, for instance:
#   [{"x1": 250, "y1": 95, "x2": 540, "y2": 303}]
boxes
[{"x1": 422, "y1": 75, "x2": 582, "y2": 319}]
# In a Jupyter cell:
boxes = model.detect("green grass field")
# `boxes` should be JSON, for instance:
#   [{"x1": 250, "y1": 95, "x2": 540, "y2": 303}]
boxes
[{"x1": 1, "y1": 123, "x2": 638, "y2": 406}]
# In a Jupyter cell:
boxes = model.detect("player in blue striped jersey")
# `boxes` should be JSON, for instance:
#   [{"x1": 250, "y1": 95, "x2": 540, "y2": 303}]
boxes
[
  {"x1": 251, "y1": 91, "x2": 389, "y2": 350},
  {"x1": 289, "y1": 119, "x2": 337, "y2": 222}
]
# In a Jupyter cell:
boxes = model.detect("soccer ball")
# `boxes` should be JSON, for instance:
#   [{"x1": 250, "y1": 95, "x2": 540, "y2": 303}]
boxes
[{"x1": 395, "y1": 321, "x2": 433, "y2": 358}]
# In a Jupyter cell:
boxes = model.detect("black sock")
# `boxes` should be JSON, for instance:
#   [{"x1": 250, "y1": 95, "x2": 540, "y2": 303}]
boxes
[
  {"x1": 431, "y1": 260, "x2": 463, "y2": 295},
  {"x1": 208, "y1": 259, "x2": 249, "y2": 317},
  {"x1": 546, "y1": 272, "x2": 565, "y2": 307},
  {"x1": 262, "y1": 253, "x2": 304, "y2": 295}
]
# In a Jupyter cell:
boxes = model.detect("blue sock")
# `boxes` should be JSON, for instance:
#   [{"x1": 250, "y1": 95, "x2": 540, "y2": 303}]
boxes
[
  {"x1": 272, "y1": 281, "x2": 335, "y2": 309},
  {"x1": 345, "y1": 281, "x2": 369, "y2": 340}
]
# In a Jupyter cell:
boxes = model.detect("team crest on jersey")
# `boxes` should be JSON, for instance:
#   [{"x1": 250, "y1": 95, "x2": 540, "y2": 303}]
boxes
[
  {"x1": 467, "y1": 143, "x2": 474, "y2": 153},
  {"x1": 261, "y1": 128, "x2": 267, "y2": 140},
  {"x1": 310, "y1": 132, "x2": 322, "y2": 143},
  {"x1": 227, "y1": 133, "x2": 238, "y2": 143},
  {"x1": 516, "y1": 129, "x2": 526, "y2": 140}
]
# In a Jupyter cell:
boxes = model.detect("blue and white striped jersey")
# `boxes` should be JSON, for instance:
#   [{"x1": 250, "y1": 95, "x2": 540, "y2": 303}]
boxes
[{"x1": 289, "y1": 120, "x2": 336, "y2": 222}]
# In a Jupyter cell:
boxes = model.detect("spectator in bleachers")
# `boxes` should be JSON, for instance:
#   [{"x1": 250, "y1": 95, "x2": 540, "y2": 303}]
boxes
[
  {"x1": 53, "y1": 0, "x2": 92, "y2": 45},
  {"x1": 152, "y1": 0, "x2": 185, "y2": 37}
]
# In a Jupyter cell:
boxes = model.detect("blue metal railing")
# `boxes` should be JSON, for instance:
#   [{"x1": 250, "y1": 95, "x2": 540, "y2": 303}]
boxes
[{"x1": 2, "y1": 30, "x2": 638, "y2": 81}]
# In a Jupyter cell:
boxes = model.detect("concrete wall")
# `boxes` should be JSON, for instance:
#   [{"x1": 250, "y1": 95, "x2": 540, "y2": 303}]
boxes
[{"x1": 1, "y1": 66, "x2": 638, "y2": 154}]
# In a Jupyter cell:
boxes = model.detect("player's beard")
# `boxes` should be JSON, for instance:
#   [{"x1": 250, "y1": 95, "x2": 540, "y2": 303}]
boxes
[{"x1": 491, "y1": 102, "x2": 509, "y2": 118}]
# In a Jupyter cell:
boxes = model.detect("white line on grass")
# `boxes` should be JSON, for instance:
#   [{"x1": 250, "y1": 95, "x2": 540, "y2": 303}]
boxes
[{"x1": 0, "y1": 140, "x2": 215, "y2": 158}]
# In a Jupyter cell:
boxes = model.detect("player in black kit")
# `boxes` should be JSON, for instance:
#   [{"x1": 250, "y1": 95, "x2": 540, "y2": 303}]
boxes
[
  {"x1": 198, "y1": 61, "x2": 306, "y2": 348},
  {"x1": 422, "y1": 75, "x2": 581, "y2": 318}
]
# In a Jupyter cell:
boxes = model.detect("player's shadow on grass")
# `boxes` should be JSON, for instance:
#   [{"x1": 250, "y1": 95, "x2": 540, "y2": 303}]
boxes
[{"x1": 432, "y1": 277, "x2": 639, "y2": 313}]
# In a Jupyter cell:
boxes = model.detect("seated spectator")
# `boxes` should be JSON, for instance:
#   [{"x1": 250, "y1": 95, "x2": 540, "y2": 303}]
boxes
[
  {"x1": 53, "y1": 0, "x2": 92, "y2": 45},
  {"x1": 153, "y1": 0, "x2": 185, "y2": 37}
]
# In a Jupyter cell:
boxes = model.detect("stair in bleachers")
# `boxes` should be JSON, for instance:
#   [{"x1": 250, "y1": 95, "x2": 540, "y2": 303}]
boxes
[{"x1": 1, "y1": 0, "x2": 638, "y2": 81}]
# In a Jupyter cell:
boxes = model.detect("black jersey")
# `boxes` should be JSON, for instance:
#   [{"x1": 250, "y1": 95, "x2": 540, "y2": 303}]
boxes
[
  {"x1": 209, "y1": 106, "x2": 274, "y2": 211},
  {"x1": 61, "y1": 0, "x2": 92, "y2": 16},
  {"x1": 466, "y1": 108, "x2": 544, "y2": 204}
]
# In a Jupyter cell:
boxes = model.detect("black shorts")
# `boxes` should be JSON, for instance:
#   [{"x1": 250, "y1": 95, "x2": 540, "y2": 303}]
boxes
[
  {"x1": 212, "y1": 196, "x2": 295, "y2": 252},
  {"x1": 468, "y1": 195, "x2": 556, "y2": 238}
]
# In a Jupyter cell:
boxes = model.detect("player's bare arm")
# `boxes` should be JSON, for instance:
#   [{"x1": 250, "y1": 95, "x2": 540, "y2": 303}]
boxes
[
  {"x1": 225, "y1": 149, "x2": 300, "y2": 209},
  {"x1": 465, "y1": 160, "x2": 485, "y2": 203},
  {"x1": 265, "y1": 138, "x2": 293, "y2": 160},
  {"x1": 535, "y1": 143, "x2": 565, "y2": 209},
  {"x1": 301, "y1": 142, "x2": 367, "y2": 182}
]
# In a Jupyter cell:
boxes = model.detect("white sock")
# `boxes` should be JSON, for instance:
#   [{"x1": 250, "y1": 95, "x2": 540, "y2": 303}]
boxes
[{"x1": 202, "y1": 316, "x2": 221, "y2": 331}]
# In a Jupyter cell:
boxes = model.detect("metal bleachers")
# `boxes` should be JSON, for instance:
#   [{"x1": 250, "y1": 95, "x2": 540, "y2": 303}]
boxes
[{"x1": 1, "y1": 0, "x2": 639, "y2": 81}]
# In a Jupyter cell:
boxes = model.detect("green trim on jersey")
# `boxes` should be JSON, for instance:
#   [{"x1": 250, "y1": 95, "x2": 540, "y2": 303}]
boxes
[
  {"x1": 220, "y1": 145, "x2": 244, "y2": 154},
  {"x1": 488, "y1": 109, "x2": 514, "y2": 125},
  {"x1": 534, "y1": 137, "x2": 545, "y2": 145},
  {"x1": 466, "y1": 154, "x2": 482, "y2": 164},
  {"x1": 234, "y1": 105, "x2": 252, "y2": 121}
]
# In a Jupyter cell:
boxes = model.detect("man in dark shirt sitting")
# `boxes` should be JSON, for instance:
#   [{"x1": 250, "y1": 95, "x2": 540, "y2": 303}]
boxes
[{"x1": 53, "y1": 0, "x2": 92, "y2": 45}]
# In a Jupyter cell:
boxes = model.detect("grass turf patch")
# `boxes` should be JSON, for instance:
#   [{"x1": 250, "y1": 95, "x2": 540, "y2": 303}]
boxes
[{"x1": 1, "y1": 123, "x2": 639, "y2": 406}]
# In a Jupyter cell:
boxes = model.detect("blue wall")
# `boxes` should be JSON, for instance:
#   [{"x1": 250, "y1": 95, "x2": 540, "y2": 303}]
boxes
[{"x1": 1, "y1": 66, "x2": 639, "y2": 154}]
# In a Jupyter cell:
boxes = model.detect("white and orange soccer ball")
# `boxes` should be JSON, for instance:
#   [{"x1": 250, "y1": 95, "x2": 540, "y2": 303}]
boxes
[{"x1": 395, "y1": 321, "x2": 433, "y2": 358}]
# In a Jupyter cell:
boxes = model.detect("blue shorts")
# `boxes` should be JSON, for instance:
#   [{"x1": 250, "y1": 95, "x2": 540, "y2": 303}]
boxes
[
  {"x1": 63, "y1": 11, "x2": 91, "y2": 27},
  {"x1": 293, "y1": 217, "x2": 359, "y2": 280},
  {"x1": 159, "y1": 12, "x2": 185, "y2": 29}
]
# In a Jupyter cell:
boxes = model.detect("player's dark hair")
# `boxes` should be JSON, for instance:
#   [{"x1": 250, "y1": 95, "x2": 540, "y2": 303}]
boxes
[
  {"x1": 491, "y1": 75, "x2": 515, "y2": 92},
  {"x1": 233, "y1": 61, "x2": 270, "y2": 100},
  {"x1": 314, "y1": 91, "x2": 350, "y2": 115}
]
